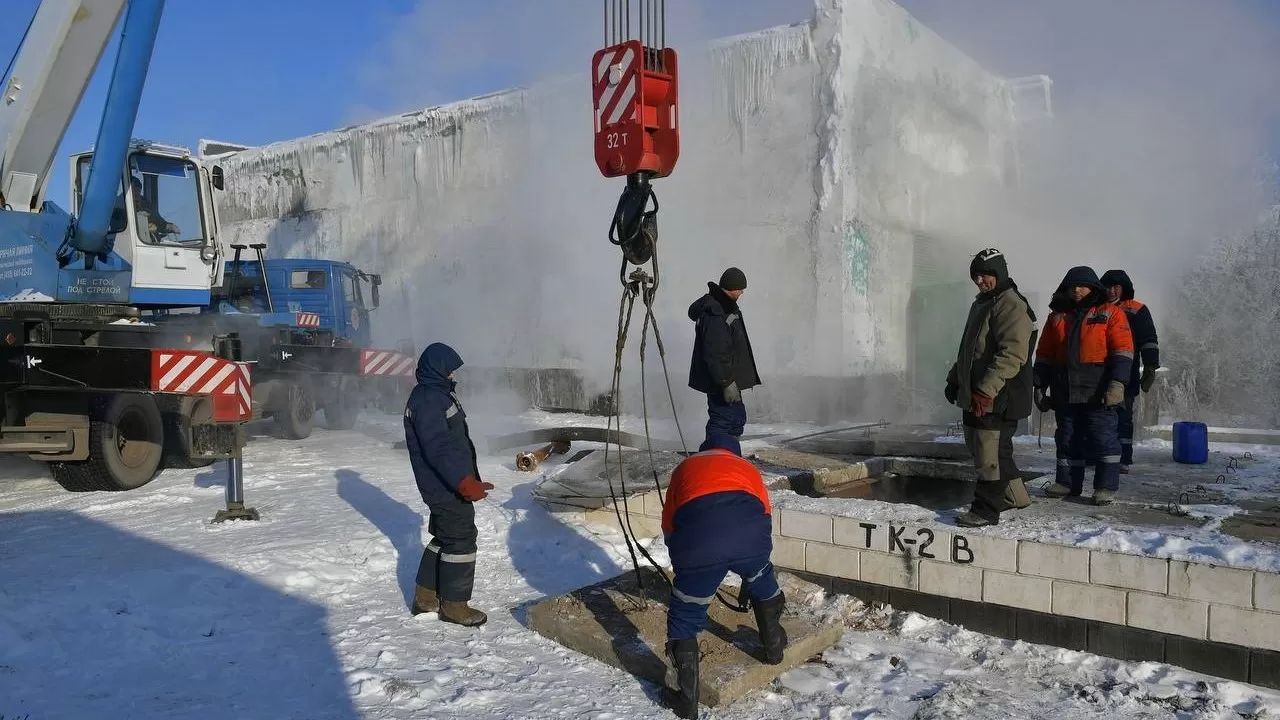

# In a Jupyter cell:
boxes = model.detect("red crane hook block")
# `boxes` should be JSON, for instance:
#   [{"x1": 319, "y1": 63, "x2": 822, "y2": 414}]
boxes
[{"x1": 591, "y1": 39, "x2": 679, "y2": 179}]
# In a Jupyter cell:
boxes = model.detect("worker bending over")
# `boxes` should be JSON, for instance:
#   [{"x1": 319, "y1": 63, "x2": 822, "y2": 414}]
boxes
[
  {"x1": 660, "y1": 434, "x2": 787, "y2": 719},
  {"x1": 1034, "y1": 267, "x2": 1134, "y2": 505}
]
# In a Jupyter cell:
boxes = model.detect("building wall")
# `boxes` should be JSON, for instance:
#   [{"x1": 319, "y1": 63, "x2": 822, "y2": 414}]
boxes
[{"x1": 207, "y1": 0, "x2": 1014, "y2": 422}]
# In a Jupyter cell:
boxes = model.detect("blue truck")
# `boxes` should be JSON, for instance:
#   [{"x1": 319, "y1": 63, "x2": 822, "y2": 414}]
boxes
[{"x1": 143, "y1": 244, "x2": 416, "y2": 452}]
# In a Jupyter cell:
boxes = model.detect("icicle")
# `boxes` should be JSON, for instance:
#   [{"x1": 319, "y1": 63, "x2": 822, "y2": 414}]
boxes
[{"x1": 710, "y1": 25, "x2": 813, "y2": 153}]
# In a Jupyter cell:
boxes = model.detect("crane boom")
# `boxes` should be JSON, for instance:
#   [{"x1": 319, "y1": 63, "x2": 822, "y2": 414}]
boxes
[{"x1": 0, "y1": 0, "x2": 128, "y2": 213}]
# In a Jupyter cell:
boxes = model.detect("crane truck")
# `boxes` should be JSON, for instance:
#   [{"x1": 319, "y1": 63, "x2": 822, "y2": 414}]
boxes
[{"x1": 0, "y1": 0, "x2": 252, "y2": 490}]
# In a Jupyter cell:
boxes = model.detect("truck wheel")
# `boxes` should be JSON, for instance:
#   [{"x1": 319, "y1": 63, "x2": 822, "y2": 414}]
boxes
[
  {"x1": 50, "y1": 393, "x2": 165, "y2": 491},
  {"x1": 324, "y1": 389, "x2": 360, "y2": 431},
  {"x1": 275, "y1": 381, "x2": 314, "y2": 440},
  {"x1": 162, "y1": 396, "x2": 216, "y2": 469}
]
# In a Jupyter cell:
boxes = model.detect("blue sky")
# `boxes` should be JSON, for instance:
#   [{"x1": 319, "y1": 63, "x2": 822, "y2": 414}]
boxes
[{"x1": 3, "y1": 0, "x2": 1278, "y2": 209}]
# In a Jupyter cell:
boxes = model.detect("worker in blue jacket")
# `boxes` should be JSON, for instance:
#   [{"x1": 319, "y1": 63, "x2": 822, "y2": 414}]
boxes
[
  {"x1": 660, "y1": 433, "x2": 786, "y2": 719},
  {"x1": 403, "y1": 342, "x2": 492, "y2": 627}
]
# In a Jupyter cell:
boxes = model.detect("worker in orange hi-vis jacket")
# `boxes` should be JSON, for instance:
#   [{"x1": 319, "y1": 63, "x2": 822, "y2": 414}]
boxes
[
  {"x1": 1033, "y1": 266, "x2": 1135, "y2": 506},
  {"x1": 659, "y1": 433, "x2": 785, "y2": 720},
  {"x1": 1100, "y1": 269, "x2": 1160, "y2": 472}
]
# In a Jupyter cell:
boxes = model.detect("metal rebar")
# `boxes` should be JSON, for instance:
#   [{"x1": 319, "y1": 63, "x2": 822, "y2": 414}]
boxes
[{"x1": 661, "y1": 0, "x2": 665, "y2": 48}]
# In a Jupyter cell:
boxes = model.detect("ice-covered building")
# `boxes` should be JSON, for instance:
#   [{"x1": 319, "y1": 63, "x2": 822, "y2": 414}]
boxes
[{"x1": 205, "y1": 0, "x2": 1047, "y2": 423}]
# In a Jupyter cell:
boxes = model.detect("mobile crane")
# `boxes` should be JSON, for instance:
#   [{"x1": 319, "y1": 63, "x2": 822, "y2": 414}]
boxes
[{"x1": 0, "y1": 0, "x2": 251, "y2": 490}]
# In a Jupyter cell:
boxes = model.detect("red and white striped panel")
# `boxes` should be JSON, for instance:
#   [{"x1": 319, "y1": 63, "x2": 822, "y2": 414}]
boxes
[
  {"x1": 150, "y1": 351, "x2": 253, "y2": 422},
  {"x1": 295, "y1": 312, "x2": 321, "y2": 328},
  {"x1": 360, "y1": 349, "x2": 416, "y2": 377},
  {"x1": 593, "y1": 41, "x2": 640, "y2": 129}
]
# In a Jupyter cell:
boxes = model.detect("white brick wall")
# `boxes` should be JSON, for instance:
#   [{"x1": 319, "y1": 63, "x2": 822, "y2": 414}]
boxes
[
  {"x1": 806, "y1": 543, "x2": 860, "y2": 580},
  {"x1": 860, "y1": 552, "x2": 919, "y2": 590},
  {"x1": 1255, "y1": 571, "x2": 1280, "y2": 613},
  {"x1": 983, "y1": 570, "x2": 1052, "y2": 613},
  {"x1": 1090, "y1": 551, "x2": 1168, "y2": 594},
  {"x1": 1052, "y1": 581, "x2": 1126, "y2": 625},
  {"x1": 1209, "y1": 605, "x2": 1280, "y2": 652},
  {"x1": 1168, "y1": 561, "x2": 1255, "y2": 609},
  {"x1": 562, "y1": 492, "x2": 1280, "y2": 656},
  {"x1": 962, "y1": 534, "x2": 1018, "y2": 573},
  {"x1": 772, "y1": 537, "x2": 807, "y2": 571},
  {"x1": 1019, "y1": 542, "x2": 1090, "y2": 582},
  {"x1": 920, "y1": 560, "x2": 982, "y2": 602},
  {"x1": 1127, "y1": 592, "x2": 1208, "y2": 639},
  {"x1": 780, "y1": 509, "x2": 833, "y2": 543}
]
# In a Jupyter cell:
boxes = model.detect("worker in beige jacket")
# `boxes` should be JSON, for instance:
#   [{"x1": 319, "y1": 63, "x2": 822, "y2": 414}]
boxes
[{"x1": 945, "y1": 248, "x2": 1038, "y2": 527}]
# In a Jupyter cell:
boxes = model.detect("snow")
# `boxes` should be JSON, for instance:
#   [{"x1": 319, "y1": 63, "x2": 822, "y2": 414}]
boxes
[{"x1": 2, "y1": 408, "x2": 1278, "y2": 719}]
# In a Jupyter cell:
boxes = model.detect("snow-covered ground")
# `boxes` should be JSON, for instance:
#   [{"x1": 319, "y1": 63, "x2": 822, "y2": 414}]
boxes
[{"x1": 2, "y1": 409, "x2": 1278, "y2": 719}]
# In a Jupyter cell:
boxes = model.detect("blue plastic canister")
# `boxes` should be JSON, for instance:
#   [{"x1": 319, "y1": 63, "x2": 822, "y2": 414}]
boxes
[{"x1": 1172, "y1": 421, "x2": 1209, "y2": 464}]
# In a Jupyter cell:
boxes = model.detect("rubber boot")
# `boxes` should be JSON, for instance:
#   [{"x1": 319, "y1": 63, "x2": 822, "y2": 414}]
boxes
[
  {"x1": 1004, "y1": 477, "x2": 1032, "y2": 509},
  {"x1": 439, "y1": 600, "x2": 487, "y2": 627},
  {"x1": 662, "y1": 638, "x2": 700, "y2": 719},
  {"x1": 411, "y1": 585, "x2": 439, "y2": 615},
  {"x1": 752, "y1": 591, "x2": 788, "y2": 664}
]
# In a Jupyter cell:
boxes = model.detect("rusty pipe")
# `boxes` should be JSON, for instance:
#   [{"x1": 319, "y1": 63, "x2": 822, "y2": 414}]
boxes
[{"x1": 516, "y1": 440, "x2": 571, "y2": 471}]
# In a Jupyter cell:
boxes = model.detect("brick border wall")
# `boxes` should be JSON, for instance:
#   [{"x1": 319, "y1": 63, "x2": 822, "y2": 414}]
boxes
[
  {"x1": 784, "y1": 569, "x2": 1280, "y2": 690},
  {"x1": 576, "y1": 491, "x2": 1280, "y2": 660}
]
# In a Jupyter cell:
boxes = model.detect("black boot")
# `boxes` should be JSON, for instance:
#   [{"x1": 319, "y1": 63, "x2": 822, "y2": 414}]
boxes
[
  {"x1": 662, "y1": 638, "x2": 700, "y2": 719},
  {"x1": 752, "y1": 591, "x2": 788, "y2": 665}
]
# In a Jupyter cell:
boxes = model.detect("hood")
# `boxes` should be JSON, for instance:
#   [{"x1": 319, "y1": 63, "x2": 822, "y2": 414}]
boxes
[
  {"x1": 687, "y1": 282, "x2": 736, "y2": 321},
  {"x1": 1099, "y1": 269, "x2": 1135, "y2": 300},
  {"x1": 1054, "y1": 266, "x2": 1107, "y2": 309},
  {"x1": 416, "y1": 342, "x2": 463, "y2": 388},
  {"x1": 698, "y1": 433, "x2": 742, "y2": 456}
]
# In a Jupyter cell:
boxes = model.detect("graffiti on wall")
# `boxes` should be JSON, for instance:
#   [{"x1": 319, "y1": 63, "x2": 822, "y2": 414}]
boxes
[{"x1": 843, "y1": 218, "x2": 871, "y2": 294}]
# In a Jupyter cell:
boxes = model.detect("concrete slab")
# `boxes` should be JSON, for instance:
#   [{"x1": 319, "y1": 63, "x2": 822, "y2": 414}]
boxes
[{"x1": 525, "y1": 568, "x2": 844, "y2": 708}]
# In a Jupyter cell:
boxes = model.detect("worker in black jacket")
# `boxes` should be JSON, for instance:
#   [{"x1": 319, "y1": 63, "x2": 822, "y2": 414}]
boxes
[{"x1": 687, "y1": 267, "x2": 761, "y2": 444}]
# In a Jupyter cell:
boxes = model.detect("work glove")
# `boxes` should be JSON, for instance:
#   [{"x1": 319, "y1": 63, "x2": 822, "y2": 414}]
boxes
[
  {"x1": 970, "y1": 392, "x2": 993, "y2": 417},
  {"x1": 1140, "y1": 367, "x2": 1157, "y2": 393},
  {"x1": 1103, "y1": 380, "x2": 1125, "y2": 408},
  {"x1": 944, "y1": 380, "x2": 959, "y2": 405},
  {"x1": 1034, "y1": 388, "x2": 1053, "y2": 413},
  {"x1": 723, "y1": 381, "x2": 742, "y2": 404},
  {"x1": 457, "y1": 475, "x2": 495, "y2": 502}
]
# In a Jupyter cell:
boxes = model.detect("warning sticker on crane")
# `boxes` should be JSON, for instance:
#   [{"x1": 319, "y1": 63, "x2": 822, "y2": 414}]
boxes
[
  {"x1": 150, "y1": 351, "x2": 252, "y2": 421},
  {"x1": 593, "y1": 43, "x2": 639, "y2": 130},
  {"x1": 360, "y1": 349, "x2": 415, "y2": 377}
]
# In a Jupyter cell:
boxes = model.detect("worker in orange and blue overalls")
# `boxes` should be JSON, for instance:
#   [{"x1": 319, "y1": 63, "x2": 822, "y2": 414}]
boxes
[
  {"x1": 1100, "y1": 270, "x2": 1160, "y2": 473},
  {"x1": 659, "y1": 434, "x2": 786, "y2": 720},
  {"x1": 1034, "y1": 267, "x2": 1135, "y2": 505}
]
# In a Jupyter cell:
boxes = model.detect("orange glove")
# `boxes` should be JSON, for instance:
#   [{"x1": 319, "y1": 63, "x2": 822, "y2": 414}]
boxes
[
  {"x1": 971, "y1": 392, "x2": 993, "y2": 417},
  {"x1": 458, "y1": 475, "x2": 494, "y2": 502}
]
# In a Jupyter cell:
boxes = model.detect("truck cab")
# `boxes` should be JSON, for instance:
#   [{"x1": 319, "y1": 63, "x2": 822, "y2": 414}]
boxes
[
  {"x1": 67, "y1": 140, "x2": 225, "y2": 307},
  {"x1": 219, "y1": 258, "x2": 381, "y2": 348}
]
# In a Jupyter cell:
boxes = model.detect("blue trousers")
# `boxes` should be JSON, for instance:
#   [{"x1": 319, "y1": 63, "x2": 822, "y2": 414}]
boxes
[
  {"x1": 705, "y1": 393, "x2": 746, "y2": 440},
  {"x1": 1054, "y1": 404, "x2": 1122, "y2": 493},
  {"x1": 669, "y1": 554, "x2": 779, "y2": 641},
  {"x1": 1118, "y1": 396, "x2": 1136, "y2": 465}
]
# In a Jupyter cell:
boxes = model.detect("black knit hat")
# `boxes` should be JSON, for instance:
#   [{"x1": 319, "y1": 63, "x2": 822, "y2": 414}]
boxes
[
  {"x1": 969, "y1": 248, "x2": 1008, "y2": 284},
  {"x1": 719, "y1": 267, "x2": 747, "y2": 291}
]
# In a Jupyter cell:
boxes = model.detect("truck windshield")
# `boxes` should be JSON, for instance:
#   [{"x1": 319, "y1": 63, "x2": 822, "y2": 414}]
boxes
[{"x1": 127, "y1": 154, "x2": 205, "y2": 246}]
